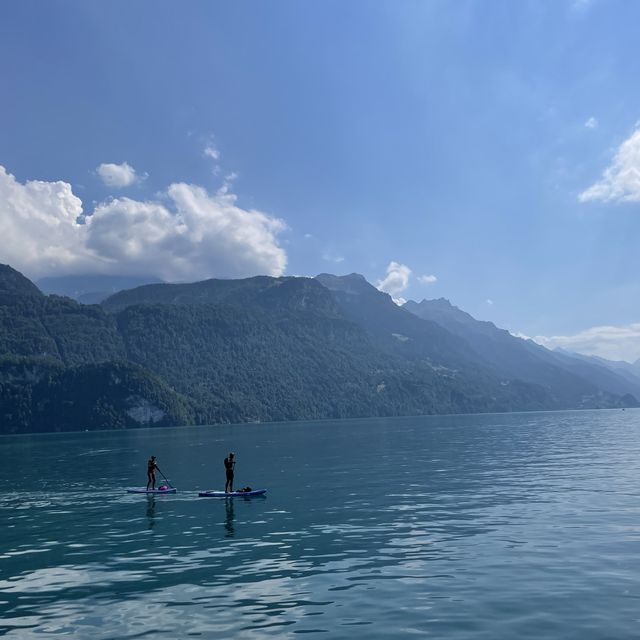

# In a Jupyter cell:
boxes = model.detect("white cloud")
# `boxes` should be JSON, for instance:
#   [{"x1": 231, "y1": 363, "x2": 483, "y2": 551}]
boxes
[
  {"x1": 204, "y1": 145, "x2": 220, "y2": 161},
  {"x1": 376, "y1": 261, "x2": 411, "y2": 297},
  {"x1": 96, "y1": 162, "x2": 141, "y2": 188},
  {"x1": 486, "y1": 299, "x2": 494, "y2": 305},
  {"x1": 418, "y1": 274, "x2": 437, "y2": 284},
  {"x1": 584, "y1": 117, "x2": 598, "y2": 129},
  {"x1": 86, "y1": 183, "x2": 287, "y2": 281},
  {"x1": 579, "y1": 127, "x2": 640, "y2": 202},
  {"x1": 533, "y1": 322, "x2": 640, "y2": 363},
  {"x1": 0, "y1": 166, "x2": 94, "y2": 277},
  {"x1": 0, "y1": 165, "x2": 287, "y2": 281}
]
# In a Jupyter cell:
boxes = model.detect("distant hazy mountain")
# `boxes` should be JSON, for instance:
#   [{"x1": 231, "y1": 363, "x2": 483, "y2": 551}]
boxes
[
  {"x1": 403, "y1": 297, "x2": 640, "y2": 401},
  {"x1": 315, "y1": 274, "x2": 485, "y2": 369},
  {"x1": 37, "y1": 274, "x2": 162, "y2": 304},
  {"x1": 554, "y1": 348, "x2": 640, "y2": 387},
  {"x1": 0, "y1": 264, "x2": 636, "y2": 434}
]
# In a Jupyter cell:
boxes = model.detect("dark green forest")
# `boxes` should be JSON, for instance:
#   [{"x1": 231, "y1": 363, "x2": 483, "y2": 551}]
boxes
[{"x1": 0, "y1": 265, "x2": 635, "y2": 433}]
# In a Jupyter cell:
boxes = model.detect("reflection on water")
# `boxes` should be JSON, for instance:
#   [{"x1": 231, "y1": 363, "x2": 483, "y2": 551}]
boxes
[
  {"x1": 1, "y1": 410, "x2": 640, "y2": 638},
  {"x1": 146, "y1": 496, "x2": 156, "y2": 530},
  {"x1": 224, "y1": 498, "x2": 235, "y2": 538}
]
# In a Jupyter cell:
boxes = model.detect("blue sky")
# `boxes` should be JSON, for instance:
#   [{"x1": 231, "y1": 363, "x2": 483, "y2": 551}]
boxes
[{"x1": 1, "y1": 0, "x2": 640, "y2": 360}]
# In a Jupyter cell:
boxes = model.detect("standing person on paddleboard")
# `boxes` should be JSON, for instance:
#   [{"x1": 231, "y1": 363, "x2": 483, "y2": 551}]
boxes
[
  {"x1": 147, "y1": 456, "x2": 158, "y2": 490},
  {"x1": 224, "y1": 453, "x2": 235, "y2": 493}
]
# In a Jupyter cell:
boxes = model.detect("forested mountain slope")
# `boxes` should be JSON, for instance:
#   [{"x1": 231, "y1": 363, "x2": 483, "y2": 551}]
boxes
[{"x1": 0, "y1": 264, "x2": 635, "y2": 434}]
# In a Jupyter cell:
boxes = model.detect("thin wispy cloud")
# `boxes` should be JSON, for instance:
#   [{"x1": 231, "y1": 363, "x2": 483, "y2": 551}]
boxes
[
  {"x1": 96, "y1": 162, "x2": 143, "y2": 188},
  {"x1": 0, "y1": 164, "x2": 287, "y2": 281},
  {"x1": 534, "y1": 322, "x2": 640, "y2": 363},
  {"x1": 321, "y1": 251, "x2": 344, "y2": 264},
  {"x1": 584, "y1": 117, "x2": 598, "y2": 129},
  {"x1": 201, "y1": 136, "x2": 239, "y2": 185},
  {"x1": 418, "y1": 274, "x2": 437, "y2": 284},
  {"x1": 204, "y1": 145, "x2": 220, "y2": 161},
  {"x1": 201, "y1": 134, "x2": 224, "y2": 176},
  {"x1": 580, "y1": 126, "x2": 640, "y2": 202}
]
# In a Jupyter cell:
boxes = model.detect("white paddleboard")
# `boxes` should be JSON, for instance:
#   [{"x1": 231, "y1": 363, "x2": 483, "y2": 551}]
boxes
[{"x1": 126, "y1": 487, "x2": 177, "y2": 494}]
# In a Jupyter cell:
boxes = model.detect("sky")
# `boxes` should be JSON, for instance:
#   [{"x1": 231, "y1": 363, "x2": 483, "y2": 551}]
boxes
[{"x1": 1, "y1": 0, "x2": 640, "y2": 361}]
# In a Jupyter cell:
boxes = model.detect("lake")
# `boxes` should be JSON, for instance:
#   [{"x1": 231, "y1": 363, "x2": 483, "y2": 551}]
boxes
[{"x1": 2, "y1": 409, "x2": 640, "y2": 638}]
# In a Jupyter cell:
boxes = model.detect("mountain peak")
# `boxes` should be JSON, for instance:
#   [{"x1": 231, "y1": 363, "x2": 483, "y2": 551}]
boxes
[
  {"x1": 315, "y1": 272, "x2": 375, "y2": 296},
  {"x1": 409, "y1": 297, "x2": 456, "y2": 310},
  {"x1": 404, "y1": 297, "x2": 467, "y2": 317},
  {"x1": 432, "y1": 297, "x2": 454, "y2": 306},
  {"x1": 404, "y1": 297, "x2": 493, "y2": 332}
]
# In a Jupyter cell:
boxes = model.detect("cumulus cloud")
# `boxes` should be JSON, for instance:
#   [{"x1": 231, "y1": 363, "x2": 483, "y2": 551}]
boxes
[
  {"x1": 534, "y1": 323, "x2": 640, "y2": 363},
  {"x1": 418, "y1": 274, "x2": 437, "y2": 284},
  {"x1": 584, "y1": 117, "x2": 598, "y2": 129},
  {"x1": 0, "y1": 166, "x2": 95, "y2": 277},
  {"x1": 376, "y1": 261, "x2": 411, "y2": 300},
  {"x1": 96, "y1": 162, "x2": 141, "y2": 188},
  {"x1": 579, "y1": 127, "x2": 640, "y2": 202},
  {"x1": 0, "y1": 165, "x2": 287, "y2": 281}
]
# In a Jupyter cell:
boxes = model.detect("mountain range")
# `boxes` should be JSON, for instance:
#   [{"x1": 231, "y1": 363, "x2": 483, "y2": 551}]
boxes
[{"x1": 0, "y1": 264, "x2": 637, "y2": 434}]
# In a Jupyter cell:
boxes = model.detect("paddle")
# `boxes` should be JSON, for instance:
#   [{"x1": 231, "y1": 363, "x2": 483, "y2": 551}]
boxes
[{"x1": 155, "y1": 466, "x2": 172, "y2": 488}]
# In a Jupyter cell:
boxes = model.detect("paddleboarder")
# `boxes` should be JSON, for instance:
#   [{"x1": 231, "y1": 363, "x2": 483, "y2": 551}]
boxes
[
  {"x1": 224, "y1": 452, "x2": 235, "y2": 493},
  {"x1": 147, "y1": 455, "x2": 158, "y2": 490}
]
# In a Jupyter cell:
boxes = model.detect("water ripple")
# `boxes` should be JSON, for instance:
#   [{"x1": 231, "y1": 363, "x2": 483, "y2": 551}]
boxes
[{"x1": 2, "y1": 410, "x2": 640, "y2": 637}]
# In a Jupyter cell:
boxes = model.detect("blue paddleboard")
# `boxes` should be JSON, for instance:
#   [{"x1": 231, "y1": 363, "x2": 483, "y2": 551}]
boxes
[{"x1": 198, "y1": 489, "x2": 266, "y2": 498}]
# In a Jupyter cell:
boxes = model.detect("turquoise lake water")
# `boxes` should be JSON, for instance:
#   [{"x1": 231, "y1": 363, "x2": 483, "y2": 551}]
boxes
[{"x1": 2, "y1": 409, "x2": 640, "y2": 638}]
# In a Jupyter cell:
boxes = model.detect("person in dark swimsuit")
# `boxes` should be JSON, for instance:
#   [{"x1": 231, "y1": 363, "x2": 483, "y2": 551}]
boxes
[
  {"x1": 147, "y1": 456, "x2": 158, "y2": 490},
  {"x1": 224, "y1": 453, "x2": 235, "y2": 493}
]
